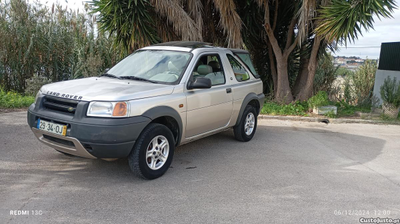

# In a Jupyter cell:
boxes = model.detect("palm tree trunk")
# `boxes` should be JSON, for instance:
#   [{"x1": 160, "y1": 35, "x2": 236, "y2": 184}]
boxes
[
  {"x1": 295, "y1": 36, "x2": 321, "y2": 101},
  {"x1": 261, "y1": 5, "x2": 297, "y2": 103},
  {"x1": 275, "y1": 57, "x2": 293, "y2": 103},
  {"x1": 267, "y1": 42, "x2": 277, "y2": 94},
  {"x1": 292, "y1": 45, "x2": 309, "y2": 97}
]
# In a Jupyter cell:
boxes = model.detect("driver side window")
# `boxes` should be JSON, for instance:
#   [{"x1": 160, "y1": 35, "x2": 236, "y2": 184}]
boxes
[{"x1": 191, "y1": 54, "x2": 225, "y2": 86}]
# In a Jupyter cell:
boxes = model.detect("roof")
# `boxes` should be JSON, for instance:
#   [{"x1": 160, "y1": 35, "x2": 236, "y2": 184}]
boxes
[
  {"x1": 229, "y1": 48, "x2": 250, "y2": 54},
  {"x1": 142, "y1": 41, "x2": 249, "y2": 54},
  {"x1": 378, "y1": 42, "x2": 400, "y2": 72}
]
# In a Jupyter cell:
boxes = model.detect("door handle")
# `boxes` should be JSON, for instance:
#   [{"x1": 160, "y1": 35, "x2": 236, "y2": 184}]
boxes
[{"x1": 226, "y1": 88, "x2": 232, "y2": 93}]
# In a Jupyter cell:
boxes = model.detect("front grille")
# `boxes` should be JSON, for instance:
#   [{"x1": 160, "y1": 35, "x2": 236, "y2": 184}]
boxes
[
  {"x1": 43, "y1": 97, "x2": 78, "y2": 114},
  {"x1": 43, "y1": 135, "x2": 75, "y2": 147}
]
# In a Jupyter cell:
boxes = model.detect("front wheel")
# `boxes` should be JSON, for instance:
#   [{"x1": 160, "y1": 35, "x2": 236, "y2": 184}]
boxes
[
  {"x1": 128, "y1": 123, "x2": 175, "y2": 180},
  {"x1": 234, "y1": 105, "x2": 258, "y2": 142}
]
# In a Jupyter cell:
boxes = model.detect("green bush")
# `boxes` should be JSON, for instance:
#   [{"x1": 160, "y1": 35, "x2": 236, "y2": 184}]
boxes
[
  {"x1": 261, "y1": 101, "x2": 308, "y2": 116},
  {"x1": 308, "y1": 91, "x2": 329, "y2": 109},
  {"x1": 314, "y1": 54, "x2": 339, "y2": 94},
  {"x1": 25, "y1": 74, "x2": 52, "y2": 96},
  {"x1": 380, "y1": 76, "x2": 400, "y2": 108},
  {"x1": 335, "y1": 100, "x2": 370, "y2": 117},
  {"x1": 342, "y1": 60, "x2": 377, "y2": 106},
  {"x1": 336, "y1": 67, "x2": 354, "y2": 77},
  {"x1": 325, "y1": 111, "x2": 337, "y2": 118},
  {"x1": 0, "y1": 89, "x2": 35, "y2": 108}
]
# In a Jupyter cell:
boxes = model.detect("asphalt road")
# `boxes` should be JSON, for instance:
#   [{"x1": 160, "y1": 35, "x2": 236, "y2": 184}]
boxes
[{"x1": 1, "y1": 112, "x2": 400, "y2": 224}]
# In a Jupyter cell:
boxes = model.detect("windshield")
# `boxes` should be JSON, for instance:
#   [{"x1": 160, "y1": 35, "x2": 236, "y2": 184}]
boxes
[{"x1": 107, "y1": 50, "x2": 191, "y2": 84}]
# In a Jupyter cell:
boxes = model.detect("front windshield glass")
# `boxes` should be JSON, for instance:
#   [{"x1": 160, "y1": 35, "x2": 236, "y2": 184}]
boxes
[{"x1": 107, "y1": 50, "x2": 191, "y2": 84}]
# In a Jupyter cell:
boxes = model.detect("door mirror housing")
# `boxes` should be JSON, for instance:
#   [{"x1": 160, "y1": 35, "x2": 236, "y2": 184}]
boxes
[{"x1": 188, "y1": 77, "x2": 212, "y2": 90}]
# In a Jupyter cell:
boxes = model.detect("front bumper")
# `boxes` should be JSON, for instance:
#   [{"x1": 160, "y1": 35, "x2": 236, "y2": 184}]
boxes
[
  {"x1": 27, "y1": 98, "x2": 151, "y2": 159},
  {"x1": 31, "y1": 127, "x2": 97, "y2": 159}
]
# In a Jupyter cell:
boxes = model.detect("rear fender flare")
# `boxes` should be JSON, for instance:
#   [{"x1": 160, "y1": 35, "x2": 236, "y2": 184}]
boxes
[{"x1": 235, "y1": 93, "x2": 263, "y2": 126}]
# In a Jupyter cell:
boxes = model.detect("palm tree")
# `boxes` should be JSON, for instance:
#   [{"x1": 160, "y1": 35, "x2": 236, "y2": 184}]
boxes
[
  {"x1": 293, "y1": 0, "x2": 396, "y2": 101},
  {"x1": 92, "y1": 0, "x2": 396, "y2": 103}
]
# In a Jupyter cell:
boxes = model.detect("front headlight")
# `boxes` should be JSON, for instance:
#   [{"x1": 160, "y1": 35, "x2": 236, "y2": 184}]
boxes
[
  {"x1": 35, "y1": 90, "x2": 42, "y2": 104},
  {"x1": 87, "y1": 101, "x2": 129, "y2": 117}
]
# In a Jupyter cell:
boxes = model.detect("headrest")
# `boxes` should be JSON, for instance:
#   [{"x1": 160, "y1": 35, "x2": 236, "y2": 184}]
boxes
[
  {"x1": 197, "y1": 65, "x2": 213, "y2": 76},
  {"x1": 195, "y1": 60, "x2": 204, "y2": 68},
  {"x1": 208, "y1": 61, "x2": 220, "y2": 72}
]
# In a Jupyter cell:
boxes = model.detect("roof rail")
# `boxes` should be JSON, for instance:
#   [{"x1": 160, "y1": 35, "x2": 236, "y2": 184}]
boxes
[{"x1": 152, "y1": 41, "x2": 212, "y2": 49}]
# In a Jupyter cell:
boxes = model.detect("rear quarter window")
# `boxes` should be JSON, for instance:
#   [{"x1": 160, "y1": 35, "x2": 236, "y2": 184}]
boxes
[
  {"x1": 227, "y1": 54, "x2": 250, "y2": 82},
  {"x1": 234, "y1": 53, "x2": 259, "y2": 78}
]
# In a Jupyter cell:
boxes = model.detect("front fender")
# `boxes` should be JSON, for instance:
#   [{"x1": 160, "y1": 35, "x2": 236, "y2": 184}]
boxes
[{"x1": 142, "y1": 106, "x2": 183, "y2": 145}]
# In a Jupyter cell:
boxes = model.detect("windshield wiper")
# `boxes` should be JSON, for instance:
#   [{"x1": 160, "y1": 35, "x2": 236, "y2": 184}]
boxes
[
  {"x1": 119, "y1": 76, "x2": 158, "y2": 83},
  {"x1": 100, "y1": 73, "x2": 121, "y2": 79}
]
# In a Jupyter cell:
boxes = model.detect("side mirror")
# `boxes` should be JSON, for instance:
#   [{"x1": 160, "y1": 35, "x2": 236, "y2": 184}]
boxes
[
  {"x1": 104, "y1": 68, "x2": 110, "y2": 73},
  {"x1": 188, "y1": 77, "x2": 212, "y2": 90}
]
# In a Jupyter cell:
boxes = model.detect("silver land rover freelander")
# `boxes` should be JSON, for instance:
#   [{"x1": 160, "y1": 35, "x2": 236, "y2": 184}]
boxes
[{"x1": 27, "y1": 41, "x2": 265, "y2": 179}]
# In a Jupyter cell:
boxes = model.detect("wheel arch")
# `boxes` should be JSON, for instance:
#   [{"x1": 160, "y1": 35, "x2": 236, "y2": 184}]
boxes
[{"x1": 142, "y1": 106, "x2": 182, "y2": 146}]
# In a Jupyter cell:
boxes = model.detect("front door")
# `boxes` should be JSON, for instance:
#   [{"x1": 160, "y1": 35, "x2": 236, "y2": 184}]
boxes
[{"x1": 185, "y1": 53, "x2": 233, "y2": 138}]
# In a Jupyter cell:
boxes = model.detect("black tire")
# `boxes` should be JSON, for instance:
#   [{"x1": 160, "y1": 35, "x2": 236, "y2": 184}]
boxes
[
  {"x1": 128, "y1": 123, "x2": 175, "y2": 180},
  {"x1": 234, "y1": 105, "x2": 258, "y2": 142}
]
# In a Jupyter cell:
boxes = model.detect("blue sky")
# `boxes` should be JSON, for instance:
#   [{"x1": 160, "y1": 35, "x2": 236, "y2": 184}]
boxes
[{"x1": 37, "y1": 0, "x2": 400, "y2": 59}]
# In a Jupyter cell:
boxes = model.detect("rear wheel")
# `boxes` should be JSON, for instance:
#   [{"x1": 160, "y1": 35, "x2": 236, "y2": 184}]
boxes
[
  {"x1": 234, "y1": 105, "x2": 257, "y2": 142},
  {"x1": 128, "y1": 123, "x2": 175, "y2": 179}
]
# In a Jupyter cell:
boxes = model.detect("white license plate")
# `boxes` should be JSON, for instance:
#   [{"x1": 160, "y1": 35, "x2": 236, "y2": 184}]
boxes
[{"x1": 37, "y1": 119, "x2": 67, "y2": 136}]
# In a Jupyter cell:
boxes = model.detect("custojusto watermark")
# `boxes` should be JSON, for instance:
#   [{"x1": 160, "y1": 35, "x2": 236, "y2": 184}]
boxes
[{"x1": 359, "y1": 217, "x2": 400, "y2": 224}]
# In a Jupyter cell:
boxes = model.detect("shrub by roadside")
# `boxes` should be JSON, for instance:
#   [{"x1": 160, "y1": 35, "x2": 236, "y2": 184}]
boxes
[
  {"x1": 261, "y1": 91, "x2": 374, "y2": 119},
  {"x1": 0, "y1": 89, "x2": 34, "y2": 108},
  {"x1": 261, "y1": 101, "x2": 308, "y2": 116},
  {"x1": 334, "y1": 101, "x2": 371, "y2": 117}
]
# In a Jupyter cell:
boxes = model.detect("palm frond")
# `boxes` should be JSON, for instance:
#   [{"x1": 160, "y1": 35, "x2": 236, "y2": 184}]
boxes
[
  {"x1": 315, "y1": 0, "x2": 397, "y2": 44},
  {"x1": 151, "y1": 0, "x2": 202, "y2": 41},
  {"x1": 212, "y1": 0, "x2": 243, "y2": 48},
  {"x1": 92, "y1": 0, "x2": 159, "y2": 52},
  {"x1": 297, "y1": 0, "x2": 316, "y2": 44},
  {"x1": 187, "y1": 0, "x2": 203, "y2": 38}
]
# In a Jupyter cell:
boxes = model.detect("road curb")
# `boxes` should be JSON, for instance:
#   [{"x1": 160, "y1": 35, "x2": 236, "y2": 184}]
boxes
[{"x1": 258, "y1": 115, "x2": 395, "y2": 125}]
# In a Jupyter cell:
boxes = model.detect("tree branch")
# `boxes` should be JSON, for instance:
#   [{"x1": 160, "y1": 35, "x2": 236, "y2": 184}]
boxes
[
  {"x1": 284, "y1": 34, "x2": 300, "y2": 58},
  {"x1": 264, "y1": 0, "x2": 270, "y2": 25},
  {"x1": 265, "y1": 23, "x2": 283, "y2": 59},
  {"x1": 285, "y1": 16, "x2": 297, "y2": 50},
  {"x1": 272, "y1": 0, "x2": 279, "y2": 31},
  {"x1": 262, "y1": 0, "x2": 283, "y2": 59}
]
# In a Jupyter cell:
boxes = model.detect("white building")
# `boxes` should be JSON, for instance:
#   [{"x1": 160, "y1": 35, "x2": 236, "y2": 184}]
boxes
[{"x1": 373, "y1": 42, "x2": 400, "y2": 105}]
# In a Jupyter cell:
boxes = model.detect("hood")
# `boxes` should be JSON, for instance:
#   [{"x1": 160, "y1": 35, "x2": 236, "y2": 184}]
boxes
[{"x1": 41, "y1": 77, "x2": 175, "y2": 101}]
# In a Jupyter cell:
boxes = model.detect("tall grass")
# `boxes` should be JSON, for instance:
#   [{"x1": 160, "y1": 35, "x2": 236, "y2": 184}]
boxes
[{"x1": 0, "y1": 0, "x2": 126, "y2": 93}]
